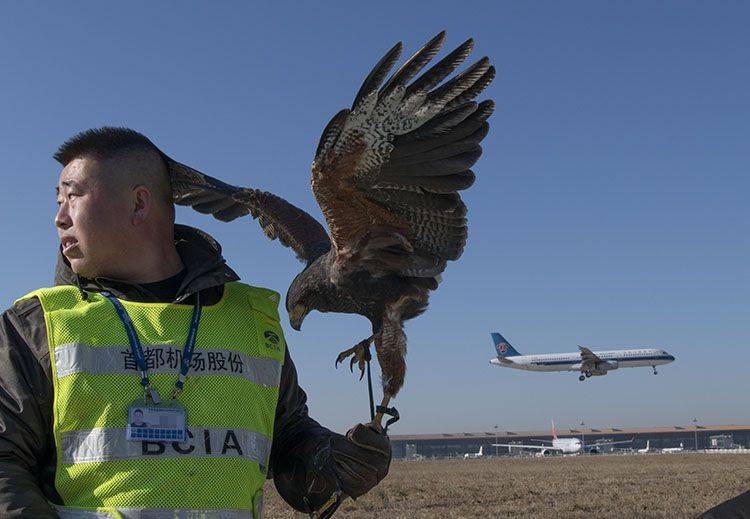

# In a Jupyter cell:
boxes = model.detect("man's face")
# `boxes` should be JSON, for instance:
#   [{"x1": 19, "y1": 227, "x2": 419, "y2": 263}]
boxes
[{"x1": 55, "y1": 157, "x2": 133, "y2": 279}]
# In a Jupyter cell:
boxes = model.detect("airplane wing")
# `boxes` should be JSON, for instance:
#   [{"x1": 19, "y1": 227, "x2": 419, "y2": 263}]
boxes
[
  {"x1": 492, "y1": 443, "x2": 563, "y2": 451},
  {"x1": 578, "y1": 346, "x2": 602, "y2": 370},
  {"x1": 589, "y1": 438, "x2": 634, "y2": 447}
]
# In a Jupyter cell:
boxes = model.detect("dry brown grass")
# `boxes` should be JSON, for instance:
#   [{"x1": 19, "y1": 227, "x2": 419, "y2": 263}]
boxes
[{"x1": 263, "y1": 453, "x2": 750, "y2": 518}]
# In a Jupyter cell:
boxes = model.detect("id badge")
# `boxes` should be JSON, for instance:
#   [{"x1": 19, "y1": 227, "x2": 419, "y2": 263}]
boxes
[{"x1": 126, "y1": 399, "x2": 187, "y2": 443}]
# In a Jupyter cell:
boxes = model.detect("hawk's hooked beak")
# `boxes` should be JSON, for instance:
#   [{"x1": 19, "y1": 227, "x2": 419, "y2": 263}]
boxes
[{"x1": 289, "y1": 304, "x2": 308, "y2": 331}]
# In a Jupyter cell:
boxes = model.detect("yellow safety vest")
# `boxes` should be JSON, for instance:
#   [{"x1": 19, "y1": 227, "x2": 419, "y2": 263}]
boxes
[{"x1": 17, "y1": 282, "x2": 286, "y2": 518}]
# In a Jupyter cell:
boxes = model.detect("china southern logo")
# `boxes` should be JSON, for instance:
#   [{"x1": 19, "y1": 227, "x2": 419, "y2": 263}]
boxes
[
  {"x1": 498, "y1": 342, "x2": 509, "y2": 354},
  {"x1": 264, "y1": 331, "x2": 281, "y2": 352}
]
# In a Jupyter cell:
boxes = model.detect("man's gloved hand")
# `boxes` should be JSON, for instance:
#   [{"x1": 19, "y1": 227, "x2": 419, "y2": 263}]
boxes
[
  {"x1": 273, "y1": 423, "x2": 391, "y2": 513},
  {"x1": 330, "y1": 423, "x2": 391, "y2": 498}
]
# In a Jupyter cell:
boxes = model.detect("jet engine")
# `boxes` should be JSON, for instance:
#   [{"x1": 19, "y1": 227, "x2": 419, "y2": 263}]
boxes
[{"x1": 589, "y1": 361, "x2": 618, "y2": 376}]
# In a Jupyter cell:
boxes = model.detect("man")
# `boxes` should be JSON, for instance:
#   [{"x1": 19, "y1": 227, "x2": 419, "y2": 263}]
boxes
[{"x1": 0, "y1": 127, "x2": 391, "y2": 517}]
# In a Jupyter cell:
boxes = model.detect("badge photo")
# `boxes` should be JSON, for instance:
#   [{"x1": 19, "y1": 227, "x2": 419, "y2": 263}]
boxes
[{"x1": 126, "y1": 402, "x2": 188, "y2": 443}]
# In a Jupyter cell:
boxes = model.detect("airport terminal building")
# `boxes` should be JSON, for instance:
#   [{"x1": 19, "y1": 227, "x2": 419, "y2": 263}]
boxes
[{"x1": 391, "y1": 424, "x2": 750, "y2": 459}]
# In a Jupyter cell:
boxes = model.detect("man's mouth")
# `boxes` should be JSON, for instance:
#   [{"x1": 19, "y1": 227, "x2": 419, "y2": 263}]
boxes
[{"x1": 60, "y1": 236, "x2": 79, "y2": 254}]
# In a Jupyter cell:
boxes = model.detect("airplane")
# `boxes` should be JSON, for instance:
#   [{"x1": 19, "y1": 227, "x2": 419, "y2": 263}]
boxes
[
  {"x1": 637, "y1": 440, "x2": 655, "y2": 453},
  {"x1": 488, "y1": 332, "x2": 675, "y2": 381},
  {"x1": 661, "y1": 442, "x2": 684, "y2": 453},
  {"x1": 493, "y1": 421, "x2": 632, "y2": 455},
  {"x1": 463, "y1": 445, "x2": 484, "y2": 459}
]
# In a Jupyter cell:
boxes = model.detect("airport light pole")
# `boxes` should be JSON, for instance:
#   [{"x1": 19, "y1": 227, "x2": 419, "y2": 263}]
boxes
[
  {"x1": 693, "y1": 418, "x2": 699, "y2": 451},
  {"x1": 494, "y1": 425, "x2": 498, "y2": 457},
  {"x1": 580, "y1": 421, "x2": 585, "y2": 446}
]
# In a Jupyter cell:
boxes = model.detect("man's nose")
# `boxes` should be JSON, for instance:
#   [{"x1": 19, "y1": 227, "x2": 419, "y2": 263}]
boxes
[{"x1": 55, "y1": 203, "x2": 72, "y2": 230}]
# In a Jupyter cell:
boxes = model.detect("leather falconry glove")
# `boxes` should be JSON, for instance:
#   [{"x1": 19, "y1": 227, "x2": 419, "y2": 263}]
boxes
[
  {"x1": 273, "y1": 423, "x2": 392, "y2": 513},
  {"x1": 331, "y1": 423, "x2": 391, "y2": 498}
]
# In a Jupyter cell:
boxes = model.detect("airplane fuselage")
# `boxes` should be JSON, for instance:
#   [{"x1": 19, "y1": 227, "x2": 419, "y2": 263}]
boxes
[
  {"x1": 549, "y1": 438, "x2": 582, "y2": 454},
  {"x1": 490, "y1": 348, "x2": 675, "y2": 373}
]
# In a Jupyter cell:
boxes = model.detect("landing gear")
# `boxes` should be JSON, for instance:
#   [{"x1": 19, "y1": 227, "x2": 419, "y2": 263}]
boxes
[
  {"x1": 579, "y1": 375, "x2": 586, "y2": 382},
  {"x1": 652, "y1": 365, "x2": 658, "y2": 375},
  {"x1": 584, "y1": 371, "x2": 592, "y2": 378}
]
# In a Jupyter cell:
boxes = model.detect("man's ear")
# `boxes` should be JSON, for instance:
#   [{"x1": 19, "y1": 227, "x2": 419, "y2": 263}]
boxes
[{"x1": 132, "y1": 185, "x2": 153, "y2": 226}]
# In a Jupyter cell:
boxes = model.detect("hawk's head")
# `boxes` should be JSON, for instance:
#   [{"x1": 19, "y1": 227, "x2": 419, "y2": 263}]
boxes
[{"x1": 286, "y1": 260, "x2": 333, "y2": 331}]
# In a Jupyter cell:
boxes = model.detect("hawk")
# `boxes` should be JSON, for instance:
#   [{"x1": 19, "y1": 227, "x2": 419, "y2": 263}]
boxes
[{"x1": 168, "y1": 32, "x2": 495, "y2": 429}]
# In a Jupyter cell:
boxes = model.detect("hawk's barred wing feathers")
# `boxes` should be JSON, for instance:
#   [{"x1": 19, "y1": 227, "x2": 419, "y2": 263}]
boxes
[
  {"x1": 312, "y1": 32, "x2": 495, "y2": 279},
  {"x1": 169, "y1": 159, "x2": 331, "y2": 263}
]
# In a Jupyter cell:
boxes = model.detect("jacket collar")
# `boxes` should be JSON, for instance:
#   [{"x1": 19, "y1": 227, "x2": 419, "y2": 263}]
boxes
[{"x1": 54, "y1": 224, "x2": 240, "y2": 303}]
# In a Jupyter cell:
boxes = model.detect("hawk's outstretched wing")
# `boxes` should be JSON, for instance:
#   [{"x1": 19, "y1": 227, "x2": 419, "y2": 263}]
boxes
[
  {"x1": 168, "y1": 158, "x2": 331, "y2": 263},
  {"x1": 311, "y1": 32, "x2": 494, "y2": 279}
]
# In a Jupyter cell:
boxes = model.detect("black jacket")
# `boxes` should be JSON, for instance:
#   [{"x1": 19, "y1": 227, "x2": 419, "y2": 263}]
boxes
[
  {"x1": 0, "y1": 225, "x2": 334, "y2": 516},
  {"x1": 700, "y1": 491, "x2": 750, "y2": 518}
]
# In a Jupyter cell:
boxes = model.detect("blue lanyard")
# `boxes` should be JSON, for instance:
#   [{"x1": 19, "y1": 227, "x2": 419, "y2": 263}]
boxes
[{"x1": 101, "y1": 291, "x2": 202, "y2": 404}]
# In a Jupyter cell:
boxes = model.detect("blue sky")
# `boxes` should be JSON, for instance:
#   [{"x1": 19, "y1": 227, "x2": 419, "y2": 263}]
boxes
[{"x1": 1, "y1": 2, "x2": 747, "y2": 434}]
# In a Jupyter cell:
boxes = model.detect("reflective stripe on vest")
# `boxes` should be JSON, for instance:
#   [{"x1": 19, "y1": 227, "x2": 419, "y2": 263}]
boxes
[
  {"x1": 59, "y1": 426, "x2": 271, "y2": 472},
  {"x1": 18, "y1": 282, "x2": 284, "y2": 518},
  {"x1": 54, "y1": 342, "x2": 282, "y2": 387},
  {"x1": 55, "y1": 506, "x2": 258, "y2": 518}
]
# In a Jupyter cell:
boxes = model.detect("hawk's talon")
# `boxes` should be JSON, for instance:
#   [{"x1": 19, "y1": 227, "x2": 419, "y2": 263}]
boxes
[{"x1": 335, "y1": 336, "x2": 373, "y2": 381}]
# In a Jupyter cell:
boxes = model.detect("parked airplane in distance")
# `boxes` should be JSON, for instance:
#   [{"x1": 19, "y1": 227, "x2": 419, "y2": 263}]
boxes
[
  {"x1": 493, "y1": 421, "x2": 632, "y2": 455},
  {"x1": 637, "y1": 441, "x2": 683, "y2": 453},
  {"x1": 463, "y1": 445, "x2": 484, "y2": 459},
  {"x1": 489, "y1": 332, "x2": 675, "y2": 381},
  {"x1": 637, "y1": 440, "x2": 655, "y2": 453}
]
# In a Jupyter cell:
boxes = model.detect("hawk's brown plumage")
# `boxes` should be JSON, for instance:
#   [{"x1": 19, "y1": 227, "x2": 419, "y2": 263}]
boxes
[{"x1": 170, "y1": 31, "x2": 495, "y2": 410}]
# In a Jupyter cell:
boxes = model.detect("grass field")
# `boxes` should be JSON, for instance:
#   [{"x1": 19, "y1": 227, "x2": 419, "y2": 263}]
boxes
[{"x1": 263, "y1": 452, "x2": 750, "y2": 518}]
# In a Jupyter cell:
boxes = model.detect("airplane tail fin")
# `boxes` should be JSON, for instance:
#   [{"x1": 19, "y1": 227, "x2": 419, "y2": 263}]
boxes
[
  {"x1": 490, "y1": 333, "x2": 521, "y2": 357},
  {"x1": 551, "y1": 419, "x2": 558, "y2": 440}
]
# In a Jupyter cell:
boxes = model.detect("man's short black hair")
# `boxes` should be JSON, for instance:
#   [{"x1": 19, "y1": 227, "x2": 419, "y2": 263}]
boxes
[{"x1": 54, "y1": 127, "x2": 164, "y2": 166}]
